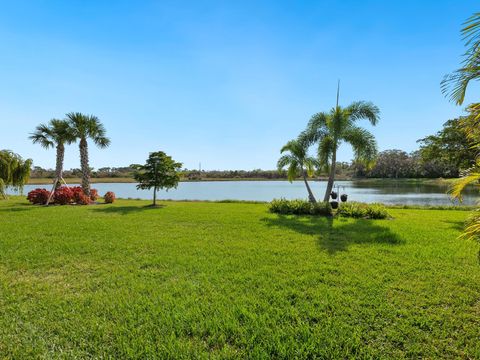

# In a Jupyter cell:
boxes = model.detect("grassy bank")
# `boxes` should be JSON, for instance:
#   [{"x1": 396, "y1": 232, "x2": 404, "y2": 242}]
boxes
[{"x1": 0, "y1": 198, "x2": 479, "y2": 358}]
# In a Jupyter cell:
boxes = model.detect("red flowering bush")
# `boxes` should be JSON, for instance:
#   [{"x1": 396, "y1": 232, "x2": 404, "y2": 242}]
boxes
[
  {"x1": 104, "y1": 191, "x2": 116, "y2": 204},
  {"x1": 89, "y1": 189, "x2": 99, "y2": 201},
  {"x1": 76, "y1": 193, "x2": 91, "y2": 205},
  {"x1": 70, "y1": 187, "x2": 85, "y2": 203},
  {"x1": 27, "y1": 186, "x2": 97, "y2": 205},
  {"x1": 53, "y1": 186, "x2": 74, "y2": 205},
  {"x1": 27, "y1": 188, "x2": 51, "y2": 205}
]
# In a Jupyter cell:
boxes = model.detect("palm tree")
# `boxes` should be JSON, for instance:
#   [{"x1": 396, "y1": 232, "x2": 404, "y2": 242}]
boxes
[
  {"x1": 30, "y1": 119, "x2": 73, "y2": 187},
  {"x1": 443, "y1": 12, "x2": 480, "y2": 243},
  {"x1": 301, "y1": 101, "x2": 380, "y2": 202},
  {"x1": 277, "y1": 138, "x2": 318, "y2": 203},
  {"x1": 441, "y1": 12, "x2": 480, "y2": 105},
  {"x1": 66, "y1": 112, "x2": 110, "y2": 195}
]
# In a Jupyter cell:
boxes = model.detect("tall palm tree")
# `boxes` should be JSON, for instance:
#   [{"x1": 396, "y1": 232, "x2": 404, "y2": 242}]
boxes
[
  {"x1": 301, "y1": 101, "x2": 380, "y2": 202},
  {"x1": 441, "y1": 12, "x2": 480, "y2": 105},
  {"x1": 30, "y1": 119, "x2": 73, "y2": 187},
  {"x1": 277, "y1": 138, "x2": 318, "y2": 203},
  {"x1": 66, "y1": 112, "x2": 110, "y2": 195}
]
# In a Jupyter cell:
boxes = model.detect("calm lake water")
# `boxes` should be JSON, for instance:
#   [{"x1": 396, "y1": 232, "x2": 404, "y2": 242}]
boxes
[{"x1": 10, "y1": 180, "x2": 478, "y2": 206}]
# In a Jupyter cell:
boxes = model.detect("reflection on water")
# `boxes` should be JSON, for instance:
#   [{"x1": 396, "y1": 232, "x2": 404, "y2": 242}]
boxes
[{"x1": 8, "y1": 180, "x2": 478, "y2": 206}]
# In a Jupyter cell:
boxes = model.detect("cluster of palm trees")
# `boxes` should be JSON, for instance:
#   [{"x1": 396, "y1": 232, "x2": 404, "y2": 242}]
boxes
[
  {"x1": 30, "y1": 112, "x2": 110, "y2": 196},
  {"x1": 278, "y1": 96, "x2": 380, "y2": 203}
]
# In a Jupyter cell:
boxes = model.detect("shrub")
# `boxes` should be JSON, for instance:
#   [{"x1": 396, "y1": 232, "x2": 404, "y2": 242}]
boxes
[
  {"x1": 27, "y1": 188, "x2": 51, "y2": 205},
  {"x1": 89, "y1": 189, "x2": 99, "y2": 202},
  {"x1": 337, "y1": 202, "x2": 390, "y2": 219},
  {"x1": 104, "y1": 191, "x2": 116, "y2": 204},
  {"x1": 311, "y1": 201, "x2": 334, "y2": 216},
  {"x1": 71, "y1": 187, "x2": 85, "y2": 203},
  {"x1": 269, "y1": 198, "x2": 332, "y2": 216},
  {"x1": 54, "y1": 186, "x2": 74, "y2": 205},
  {"x1": 76, "y1": 193, "x2": 91, "y2": 205}
]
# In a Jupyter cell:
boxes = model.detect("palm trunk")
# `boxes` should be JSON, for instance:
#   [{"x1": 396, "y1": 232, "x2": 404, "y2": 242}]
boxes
[
  {"x1": 302, "y1": 170, "x2": 317, "y2": 203},
  {"x1": 54, "y1": 143, "x2": 64, "y2": 189},
  {"x1": 323, "y1": 150, "x2": 337, "y2": 202},
  {"x1": 79, "y1": 138, "x2": 91, "y2": 196}
]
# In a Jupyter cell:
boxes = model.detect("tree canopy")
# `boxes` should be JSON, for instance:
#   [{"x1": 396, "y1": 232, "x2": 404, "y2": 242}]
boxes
[
  {"x1": 132, "y1": 151, "x2": 182, "y2": 205},
  {"x1": 417, "y1": 118, "x2": 477, "y2": 176},
  {"x1": 0, "y1": 150, "x2": 32, "y2": 198}
]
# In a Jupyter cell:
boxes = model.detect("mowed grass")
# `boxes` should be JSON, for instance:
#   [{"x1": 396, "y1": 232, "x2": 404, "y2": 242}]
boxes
[{"x1": 0, "y1": 198, "x2": 479, "y2": 359}]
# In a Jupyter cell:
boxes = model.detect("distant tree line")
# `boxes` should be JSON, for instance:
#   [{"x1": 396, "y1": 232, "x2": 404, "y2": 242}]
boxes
[
  {"x1": 355, "y1": 117, "x2": 477, "y2": 178},
  {"x1": 182, "y1": 169, "x2": 288, "y2": 180},
  {"x1": 30, "y1": 166, "x2": 136, "y2": 179}
]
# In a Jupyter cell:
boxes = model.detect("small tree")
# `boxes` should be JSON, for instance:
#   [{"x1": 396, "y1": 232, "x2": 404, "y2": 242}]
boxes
[
  {"x1": 0, "y1": 150, "x2": 32, "y2": 199},
  {"x1": 132, "y1": 151, "x2": 182, "y2": 206}
]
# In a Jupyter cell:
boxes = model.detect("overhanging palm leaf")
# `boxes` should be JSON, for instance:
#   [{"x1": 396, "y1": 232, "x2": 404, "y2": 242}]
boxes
[
  {"x1": 342, "y1": 126, "x2": 378, "y2": 166},
  {"x1": 442, "y1": 12, "x2": 480, "y2": 105},
  {"x1": 448, "y1": 167, "x2": 480, "y2": 201}
]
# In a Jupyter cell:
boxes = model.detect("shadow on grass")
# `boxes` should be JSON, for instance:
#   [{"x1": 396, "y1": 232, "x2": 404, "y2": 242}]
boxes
[
  {"x1": 90, "y1": 204, "x2": 165, "y2": 215},
  {"x1": 262, "y1": 215, "x2": 404, "y2": 254},
  {"x1": 441, "y1": 220, "x2": 465, "y2": 231},
  {"x1": 0, "y1": 202, "x2": 35, "y2": 212}
]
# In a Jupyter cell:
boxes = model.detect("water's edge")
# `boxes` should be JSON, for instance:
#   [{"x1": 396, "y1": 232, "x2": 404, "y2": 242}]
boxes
[{"x1": 8, "y1": 180, "x2": 476, "y2": 206}]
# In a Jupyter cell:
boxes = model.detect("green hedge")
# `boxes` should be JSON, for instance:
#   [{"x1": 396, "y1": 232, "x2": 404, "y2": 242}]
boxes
[
  {"x1": 337, "y1": 202, "x2": 390, "y2": 219},
  {"x1": 269, "y1": 198, "x2": 332, "y2": 216}
]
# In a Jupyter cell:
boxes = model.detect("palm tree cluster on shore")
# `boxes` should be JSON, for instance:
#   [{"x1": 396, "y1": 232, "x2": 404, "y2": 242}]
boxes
[
  {"x1": 278, "y1": 96, "x2": 380, "y2": 203},
  {"x1": 30, "y1": 112, "x2": 110, "y2": 196}
]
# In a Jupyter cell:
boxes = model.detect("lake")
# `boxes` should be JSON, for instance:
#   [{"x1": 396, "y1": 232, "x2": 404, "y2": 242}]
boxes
[{"x1": 10, "y1": 180, "x2": 478, "y2": 205}]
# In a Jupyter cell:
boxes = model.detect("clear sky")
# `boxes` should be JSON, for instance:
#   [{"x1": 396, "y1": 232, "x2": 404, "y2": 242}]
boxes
[{"x1": 0, "y1": 1, "x2": 478, "y2": 170}]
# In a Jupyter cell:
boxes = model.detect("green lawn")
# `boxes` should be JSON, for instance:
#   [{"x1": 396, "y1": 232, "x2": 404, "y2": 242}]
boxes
[{"x1": 0, "y1": 198, "x2": 479, "y2": 358}]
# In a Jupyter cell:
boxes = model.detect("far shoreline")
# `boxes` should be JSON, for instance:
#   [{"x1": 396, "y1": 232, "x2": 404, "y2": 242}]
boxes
[{"x1": 27, "y1": 177, "x2": 457, "y2": 185}]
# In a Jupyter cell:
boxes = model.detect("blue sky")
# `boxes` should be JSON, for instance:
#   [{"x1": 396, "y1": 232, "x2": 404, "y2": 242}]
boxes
[{"x1": 0, "y1": 1, "x2": 478, "y2": 170}]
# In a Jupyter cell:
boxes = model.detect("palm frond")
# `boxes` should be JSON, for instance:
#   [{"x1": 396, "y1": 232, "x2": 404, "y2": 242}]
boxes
[
  {"x1": 67, "y1": 112, "x2": 110, "y2": 148},
  {"x1": 300, "y1": 112, "x2": 330, "y2": 145},
  {"x1": 448, "y1": 168, "x2": 480, "y2": 201},
  {"x1": 346, "y1": 101, "x2": 380, "y2": 125},
  {"x1": 287, "y1": 162, "x2": 299, "y2": 182},
  {"x1": 442, "y1": 12, "x2": 480, "y2": 105},
  {"x1": 29, "y1": 123, "x2": 55, "y2": 149},
  {"x1": 317, "y1": 135, "x2": 335, "y2": 171},
  {"x1": 342, "y1": 126, "x2": 378, "y2": 166},
  {"x1": 277, "y1": 154, "x2": 294, "y2": 171},
  {"x1": 304, "y1": 157, "x2": 319, "y2": 177}
]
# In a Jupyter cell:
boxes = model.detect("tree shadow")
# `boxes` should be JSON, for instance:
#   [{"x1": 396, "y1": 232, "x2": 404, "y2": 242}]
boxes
[
  {"x1": 90, "y1": 204, "x2": 165, "y2": 215},
  {"x1": 441, "y1": 220, "x2": 465, "y2": 231},
  {"x1": 261, "y1": 215, "x2": 404, "y2": 254},
  {"x1": 0, "y1": 202, "x2": 35, "y2": 212}
]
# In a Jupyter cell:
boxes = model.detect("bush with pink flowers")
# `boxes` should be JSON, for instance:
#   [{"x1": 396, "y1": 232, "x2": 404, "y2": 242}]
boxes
[
  {"x1": 54, "y1": 186, "x2": 74, "y2": 205},
  {"x1": 104, "y1": 191, "x2": 116, "y2": 204},
  {"x1": 27, "y1": 186, "x2": 98, "y2": 205},
  {"x1": 89, "y1": 189, "x2": 99, "y2": 202},
  {"x1": 27, "y1": 188, "x2": 51, "y2": 205}
]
